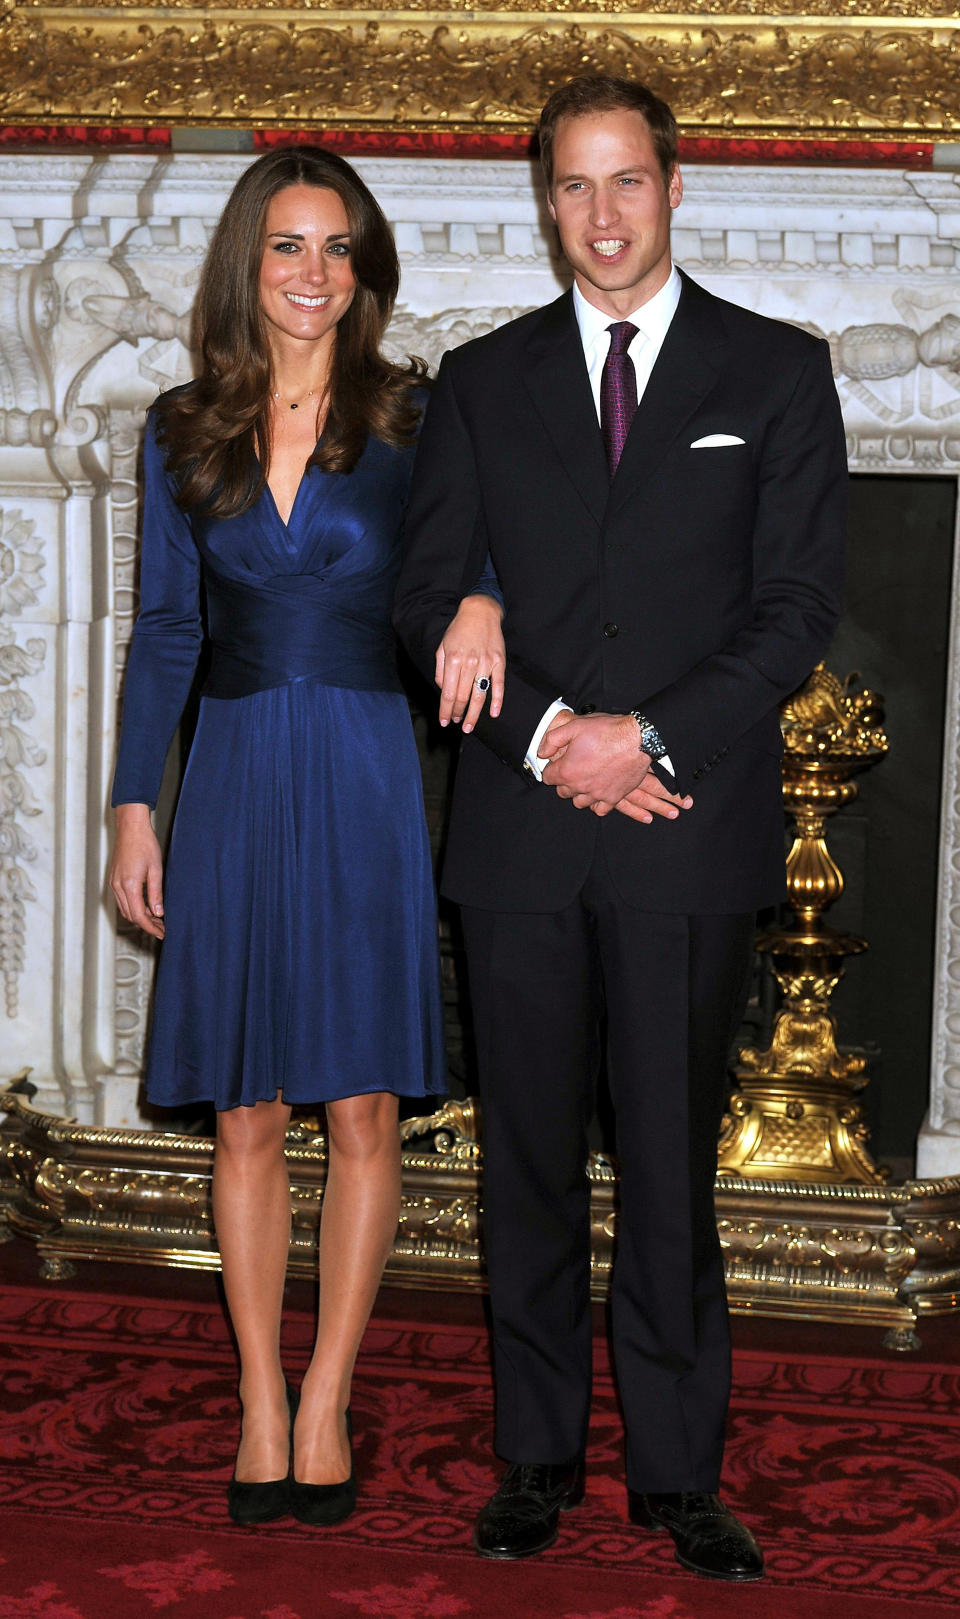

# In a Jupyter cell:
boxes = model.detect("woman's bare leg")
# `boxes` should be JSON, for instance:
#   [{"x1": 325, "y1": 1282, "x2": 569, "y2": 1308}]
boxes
[
  {"x1": 213, "y1": 1095, "x2": 293, "y2": 1482},
  {"x1": 294, "y1": 1091, "x2": 401, "y2": 1484}
]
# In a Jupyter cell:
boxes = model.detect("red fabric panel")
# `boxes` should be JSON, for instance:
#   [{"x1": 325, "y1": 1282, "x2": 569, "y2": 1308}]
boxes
[
  {"x1": 0, "y1": 126, "x2": 936, "y2": 166},
  {"x1": 0, "y1": 126, "x2": 171, "y2": 148}
]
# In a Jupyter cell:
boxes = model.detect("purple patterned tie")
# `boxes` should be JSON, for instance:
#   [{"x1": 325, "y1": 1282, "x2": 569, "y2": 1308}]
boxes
[{"x1": 599, "y1": 321, "x2": 639, "y2": 478}]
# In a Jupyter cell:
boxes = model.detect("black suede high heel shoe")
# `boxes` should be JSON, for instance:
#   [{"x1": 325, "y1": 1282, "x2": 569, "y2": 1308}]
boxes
[
  {"x1": 227, "y1": 1382, "x2": 299, "y2": 1526},
  {"x1": 290, "y1": 1407, "x2": 356, "y2": 1526}
]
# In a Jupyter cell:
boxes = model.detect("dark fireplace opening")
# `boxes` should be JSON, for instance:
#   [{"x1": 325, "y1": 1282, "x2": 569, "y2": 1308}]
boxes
[{"x1": 806, "y1": 472, "x2": 958, "y2": 1171}]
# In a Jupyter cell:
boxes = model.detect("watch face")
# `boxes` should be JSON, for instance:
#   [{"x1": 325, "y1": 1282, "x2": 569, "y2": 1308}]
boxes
[{"x1": 630, "y1": 712, "x2": 664, "y2": 758}]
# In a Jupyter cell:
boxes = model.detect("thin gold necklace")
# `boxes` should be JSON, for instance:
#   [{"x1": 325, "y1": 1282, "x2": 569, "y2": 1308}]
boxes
[{"x1": 272, "y1": 388, "x2": 316, "y2": 412}]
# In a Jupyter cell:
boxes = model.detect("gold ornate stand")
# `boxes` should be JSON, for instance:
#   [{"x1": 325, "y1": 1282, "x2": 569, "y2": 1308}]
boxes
[
  {"x1": 3, "y1": 1076, "x2": 960, "y2": 1349},
  {"x1": 720, "y1": 665, "x2": 889, "y2": 1185}
]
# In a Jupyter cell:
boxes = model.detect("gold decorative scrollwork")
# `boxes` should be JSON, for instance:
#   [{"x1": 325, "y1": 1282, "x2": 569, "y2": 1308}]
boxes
[
  {"x1": 2, "y1": 3, "x2": 959, "y2": 140},
  {"x1": 781, "y1": 664, "x2": 888, "y2": 761},
  {"x1": 4, "y1": 1077, "x2": 960, "y2": 1341},
  {"x1": 399, "y1": 1096, "x2": 480, "y2": 1163},
  {"x1": 22, "y1": 0, "x2": 960, "y2": 12}
]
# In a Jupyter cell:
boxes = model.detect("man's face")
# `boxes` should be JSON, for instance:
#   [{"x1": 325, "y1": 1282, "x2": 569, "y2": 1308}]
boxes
[{"x1": 547, "y1": 109, "x2": 682, "y2": 318}]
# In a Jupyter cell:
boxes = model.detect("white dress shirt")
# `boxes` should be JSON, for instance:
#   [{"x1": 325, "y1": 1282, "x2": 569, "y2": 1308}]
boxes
[
  {"x1": 523, "y1": 267, "x2": 682, "y2": 781},
  {"x1": 573, "y1": 265, "x2": 682, "y2": 427}
]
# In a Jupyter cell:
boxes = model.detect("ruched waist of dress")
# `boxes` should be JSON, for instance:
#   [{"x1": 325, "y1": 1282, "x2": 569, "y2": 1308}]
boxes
[{"x1": 201, "y1": 569, "x2": 403, "y2": 699}]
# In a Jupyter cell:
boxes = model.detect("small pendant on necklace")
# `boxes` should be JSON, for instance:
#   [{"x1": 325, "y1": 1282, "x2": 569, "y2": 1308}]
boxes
[{"x1": 290, "y1": 402, "x2": 298, "y2": 410}]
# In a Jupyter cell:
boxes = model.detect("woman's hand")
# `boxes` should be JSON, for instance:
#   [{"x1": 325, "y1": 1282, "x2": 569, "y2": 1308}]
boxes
[
  {"x1": 109, "y1": 803, "x2": 166, "y2": 939},
  {"x1": 435, "y1": 594, "x2": 506, "y2": 733}
]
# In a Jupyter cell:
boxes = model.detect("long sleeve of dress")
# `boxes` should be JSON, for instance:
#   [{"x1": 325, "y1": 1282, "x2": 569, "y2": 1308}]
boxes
[
  {"x1": 471, "y1": 553, "x2": 503, "y2": 608},
  {"x1": 111, "y1": 415, "x2": 204, "y2": 808}
]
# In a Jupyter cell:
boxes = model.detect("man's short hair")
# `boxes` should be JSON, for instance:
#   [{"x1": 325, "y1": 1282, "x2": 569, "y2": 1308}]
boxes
[{"x1": 538, "y1": 76, "x2": 679, "y2": 193}]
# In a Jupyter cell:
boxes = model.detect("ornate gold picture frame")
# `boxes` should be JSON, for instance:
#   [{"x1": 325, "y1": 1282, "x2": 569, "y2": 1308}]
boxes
[{"x1": 3, "y1": 0, "x2": 958, "y2": 144}]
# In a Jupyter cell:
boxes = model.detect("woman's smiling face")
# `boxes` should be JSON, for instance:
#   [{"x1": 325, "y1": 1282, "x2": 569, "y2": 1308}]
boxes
[{"x1": 258, "y1": 183, "x2": 357, "y2": 351}]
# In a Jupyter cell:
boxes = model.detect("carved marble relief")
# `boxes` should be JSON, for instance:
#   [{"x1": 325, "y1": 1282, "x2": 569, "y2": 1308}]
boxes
[
  {"x1": 0, "y1": 153, "x2": 957, "y2": 1174},
  {"x1": 108, "y1": 410, "x2": 156, "y2": 1096},
  {"x1": 0, "y1": 509, "x2": 45, "y2": 1019}
]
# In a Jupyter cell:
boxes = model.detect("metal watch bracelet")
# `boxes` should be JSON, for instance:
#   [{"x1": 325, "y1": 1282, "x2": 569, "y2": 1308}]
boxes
[{"x1": 628, "y1": 711, "x2": 668, "y2": 761}]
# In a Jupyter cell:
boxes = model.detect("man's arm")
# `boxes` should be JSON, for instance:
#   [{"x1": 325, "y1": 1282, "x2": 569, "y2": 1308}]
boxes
[
  {"x1": 394, "y1": 350, "x2": 568, "y2": 771},
  {"x1": 640, "y1": 338, "x2": 847, "y2": 793}
]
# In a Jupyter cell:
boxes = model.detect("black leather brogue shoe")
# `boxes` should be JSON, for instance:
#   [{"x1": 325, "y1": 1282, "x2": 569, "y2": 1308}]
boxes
[
  {"x1": 473, "y1": 1461, "x2": 586, "y2": 1559},
  {"x1": 629, "y1": 1491, "x2": 764, "y2": 1582}
]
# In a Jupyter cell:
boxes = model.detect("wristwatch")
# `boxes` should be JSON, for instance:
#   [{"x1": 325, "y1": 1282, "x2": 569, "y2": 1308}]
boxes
[{"x1": 629, "y1": 710, "x2": 668, "y2": 762}]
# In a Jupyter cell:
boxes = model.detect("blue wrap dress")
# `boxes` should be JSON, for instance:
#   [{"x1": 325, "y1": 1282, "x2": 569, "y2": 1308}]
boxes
[{"x1": 112, "y1": 409, "x2": 447, "y2": 1112}]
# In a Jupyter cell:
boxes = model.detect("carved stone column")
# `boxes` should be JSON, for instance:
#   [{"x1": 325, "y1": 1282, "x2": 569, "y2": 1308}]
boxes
[{"x1": 0, "y1": 231, "x2": 106, "y2": 1123}]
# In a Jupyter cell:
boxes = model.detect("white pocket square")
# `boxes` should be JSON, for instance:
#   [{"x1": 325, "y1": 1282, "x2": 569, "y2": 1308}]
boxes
[{"x1": 690, "y1": 433, "x2": 746, "y2": 448}]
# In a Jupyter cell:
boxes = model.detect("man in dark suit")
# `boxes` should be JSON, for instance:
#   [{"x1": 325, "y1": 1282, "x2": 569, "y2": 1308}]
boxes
[{"x1": 394, "y1": 75, "x2": 846, "y2": 1583}]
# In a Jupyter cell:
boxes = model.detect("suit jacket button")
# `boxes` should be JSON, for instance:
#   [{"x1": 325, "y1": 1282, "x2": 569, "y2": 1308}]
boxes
[
  {"x1": 602, "y1": 622, "x2": 619, "y2": 638},
  {"x1": 579, "y1": 702, "x2": 597, "y2": 714}
]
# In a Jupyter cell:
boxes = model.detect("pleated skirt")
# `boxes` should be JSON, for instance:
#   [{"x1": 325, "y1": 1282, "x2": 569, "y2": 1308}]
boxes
[{"x1": 144, "y1": 679, "x2": 447, "y2": 1112}]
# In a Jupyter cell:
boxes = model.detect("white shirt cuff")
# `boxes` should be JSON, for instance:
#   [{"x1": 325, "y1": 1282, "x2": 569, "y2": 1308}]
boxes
[{"x1": 524, "y1": 699, "x2": 572, "y2": 782}]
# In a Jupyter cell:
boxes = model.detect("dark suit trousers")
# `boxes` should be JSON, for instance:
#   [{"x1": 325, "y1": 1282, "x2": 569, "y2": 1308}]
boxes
[{"x1": 461, "y1": 843, "x2": 755, "y2": 1492}]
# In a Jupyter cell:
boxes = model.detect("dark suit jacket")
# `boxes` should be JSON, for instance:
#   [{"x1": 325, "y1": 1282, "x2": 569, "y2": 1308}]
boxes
[{"x1": 394, "y1": 270, "x2": 847, "y2": 915}]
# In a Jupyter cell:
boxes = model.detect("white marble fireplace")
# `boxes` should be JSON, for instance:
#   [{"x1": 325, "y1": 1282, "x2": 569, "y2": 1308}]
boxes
[{"x1": 2, "y1": 152, "x2": 959, "y2": 1175}]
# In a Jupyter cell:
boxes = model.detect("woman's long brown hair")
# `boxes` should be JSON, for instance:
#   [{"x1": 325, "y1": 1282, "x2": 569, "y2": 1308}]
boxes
[{"x1": 154, "y1": 145, "x2": 425, "y2": 517}]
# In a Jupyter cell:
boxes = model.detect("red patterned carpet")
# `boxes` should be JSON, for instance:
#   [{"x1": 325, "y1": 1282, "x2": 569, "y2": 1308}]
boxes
[{"x1": 1, "y1": 1259, "x2": 959, "y2": 1619}]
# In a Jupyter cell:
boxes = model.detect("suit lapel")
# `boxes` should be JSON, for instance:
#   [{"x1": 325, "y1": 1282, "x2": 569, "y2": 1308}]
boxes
[
  {"x1": 520, "y1": 291, "x2": 609, "y2": 528},
  {"x1": 607, "y1": 271, "x2": 728, "y2": 522}
]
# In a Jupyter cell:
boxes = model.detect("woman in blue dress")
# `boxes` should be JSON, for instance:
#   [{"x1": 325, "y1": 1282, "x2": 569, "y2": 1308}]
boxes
[{"x1": 109, "y1": 146, "x2": 505, "y2": 1528}]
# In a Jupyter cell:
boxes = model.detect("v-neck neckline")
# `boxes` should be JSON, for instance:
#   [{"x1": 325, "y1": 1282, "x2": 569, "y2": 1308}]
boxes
[
  {"x1": 263, "y1": 439, "x2": 322, "y2": 531},
  {"x1": 265, "y1": 470, "x2": 306, "y2": 532}
]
